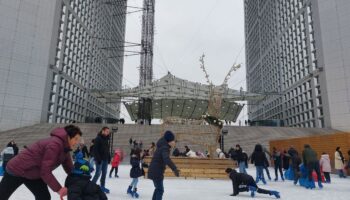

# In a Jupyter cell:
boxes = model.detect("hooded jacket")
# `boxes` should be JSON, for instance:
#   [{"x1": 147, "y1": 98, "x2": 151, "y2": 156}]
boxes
[
  {"x1": 319, "y1": 154, "x2": 331, "y2": 172},
  {"x1": 251, "y1": 144, "x2": 268, "y2": 166},
  {"x1": 302, "y1": 146, "x2": 318, "y2": 165},
  {"x1": 6, "y1": 128, "x2": 74, "y2": 192},
  {"x1": 148, "y1": 137, "x2": 177, "y2": 180}
]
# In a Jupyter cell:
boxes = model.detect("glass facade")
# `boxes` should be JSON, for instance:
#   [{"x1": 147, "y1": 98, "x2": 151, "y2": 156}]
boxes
[
  {"x1": 47, "y1": 0, "x2": 126, "y2": 123},
  {"x1": 245, "y1": 0, "x2": 324, "y2": 128}
]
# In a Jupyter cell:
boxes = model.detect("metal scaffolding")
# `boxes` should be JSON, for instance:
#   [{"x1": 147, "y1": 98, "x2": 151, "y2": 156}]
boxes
[
  {"x1": 139, "y1": 0, "x2": 155, "y2": 87},
  {"x1": 138, "y1": 0, "x2": 155, "y2": 122}
]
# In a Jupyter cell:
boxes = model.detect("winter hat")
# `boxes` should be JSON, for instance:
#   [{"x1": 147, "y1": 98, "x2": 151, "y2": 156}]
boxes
[
  {"x1": 216, "y1": 148, "x2": 222, "y2": 154},
  {"x1": 75, "y1": 151, "x2": 83, "y2": 160},
  {"x1": 164, "y1": 131, "x2": 175, "y2": 142},
  {"x1": 225, "y1": 168, "x2": 237, "y2": 174}
]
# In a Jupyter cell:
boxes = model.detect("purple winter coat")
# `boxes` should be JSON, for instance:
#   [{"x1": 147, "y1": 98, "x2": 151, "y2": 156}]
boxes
[{"x1": 6, "y1": 128, "x2": 74, "y2": 192}]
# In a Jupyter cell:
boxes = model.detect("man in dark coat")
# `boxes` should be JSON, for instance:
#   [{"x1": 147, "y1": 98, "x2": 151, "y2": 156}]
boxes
[
  {"x1": 251, "y1": 144, "x2": 268, "y2": 184},
  {"x1": 302, "y1": 144, "x2": 323, "y2": 188},
  {"x1": 226, "y1": 168, "x2": 280, "y2": 198},
  {"x1": 92, "y1": 127, "x2": 110, "y2": 193},
  {"x1": 0, "y1": 125, "x2": 81, "y2": 200},
  {"x1": 148, "y1": 131, "x2": 179, "y2": 200}
]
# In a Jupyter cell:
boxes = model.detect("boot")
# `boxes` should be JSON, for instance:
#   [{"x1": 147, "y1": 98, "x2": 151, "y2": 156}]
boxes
[
  {"x1": 318, "y1": 181, "x2": 323, "y2": 189},
  {"x1": 270, "y1": 191, "x2": 280, "y2": 199},
  {"x1": 101, "y1": 186, "x2": 110, "y2": 194},
  {"x1": 248, "y1": 186, "x2": 256, "y2": 197},
  {"x1": 127, "y1": 186, "x2": 132, "y2": 195},
  {"x1": 132, "y1": 188, "x2": 139, "y2": 198}
]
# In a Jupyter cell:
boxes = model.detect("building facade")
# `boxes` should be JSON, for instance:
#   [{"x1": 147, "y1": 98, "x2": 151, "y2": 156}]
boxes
[
  {"x1": 0, "y1": 0, "x2": 126, "y2": 131},
  {"x1": 245, "y1": 0, "x2": 350, "y2": 131}
]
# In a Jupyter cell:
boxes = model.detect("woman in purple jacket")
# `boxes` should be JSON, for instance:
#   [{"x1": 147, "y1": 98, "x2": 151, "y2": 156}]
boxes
[{"x1": 0, "y1": 125, "x2": 82, "y2": 200}]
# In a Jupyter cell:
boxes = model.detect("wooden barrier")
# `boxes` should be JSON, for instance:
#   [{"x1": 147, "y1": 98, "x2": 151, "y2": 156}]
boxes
[
  {"x1": 269, "y1": 132, "x2": 350, "y2": 173},
  {"x1": 143, "y1": 157, "x2": 237, "y2": 179}
]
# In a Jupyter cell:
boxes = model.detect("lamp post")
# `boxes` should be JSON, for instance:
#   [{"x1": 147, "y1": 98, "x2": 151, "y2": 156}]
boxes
[
  {"x1": 221, "y1": 128, "x2": 228, "y2": 152},
  {"x1": 110, "y1": 127, "x2": 118, "y2": 158}
]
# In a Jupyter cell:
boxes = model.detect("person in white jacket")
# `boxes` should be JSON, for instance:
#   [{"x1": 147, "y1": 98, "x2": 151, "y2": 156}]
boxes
[
  {"x1": 186, "y1": 150, "x2": 198, "y2": 158},
  {"x1": 216, "y1": 148, "x2": 226, "y2": 159},
  {"x1": 319, "y1": 152, "x2": 331, "y2": 183},
  {"x1": 335, "y1": 147, "x2": 347, "y2": 178}
]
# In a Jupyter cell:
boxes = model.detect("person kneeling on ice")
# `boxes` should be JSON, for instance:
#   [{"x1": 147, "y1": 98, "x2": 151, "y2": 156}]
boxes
[
  {"x1": 65, "y1": 152, "x2": 107, "y2": 200},
  {"x1": 225, "y1": 168, "x2": 280, "y2": 199},
  {"x1": 127, "y1": 148, "x2": 143, "y2": 198}
]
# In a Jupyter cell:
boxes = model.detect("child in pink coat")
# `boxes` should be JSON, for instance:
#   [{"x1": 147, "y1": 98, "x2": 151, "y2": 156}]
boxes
[
  {"x1": 319, "y1": 152, "x2": 331, "y2": 183},
  {"x1": 109, "y1": 149, "x2": 123, "y2": 178}
]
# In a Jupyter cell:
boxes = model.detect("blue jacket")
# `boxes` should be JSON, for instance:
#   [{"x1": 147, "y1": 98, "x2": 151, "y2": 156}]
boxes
[{"x1": 148, "y1": 137, "x2": 177, "y2": 180}]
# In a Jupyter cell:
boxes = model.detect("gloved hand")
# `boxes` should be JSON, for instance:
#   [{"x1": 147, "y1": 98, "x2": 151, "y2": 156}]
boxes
[
  {"x1": 80, "y1": 165, "x2": 89, "y2": 172},
  {"x1": 58, "y1": 187, "x2": 68, "y2": 199},
  {"x1": 174, "y1": 169, "x2": 180, "y2": 177}
]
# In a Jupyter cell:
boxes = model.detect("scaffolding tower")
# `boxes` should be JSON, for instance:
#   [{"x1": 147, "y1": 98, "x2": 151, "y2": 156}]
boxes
[{"x1": 138, "y1": 0, "x2": 155, "y2": 123}]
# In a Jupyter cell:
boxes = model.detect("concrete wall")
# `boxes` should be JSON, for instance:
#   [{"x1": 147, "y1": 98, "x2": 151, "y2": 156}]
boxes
[
  {"x1": 0, "y1": 0, "x2": 58, "y2": 131},
  {"x1": 315, "y1": 0, "x2": 350, "y2": 131}
]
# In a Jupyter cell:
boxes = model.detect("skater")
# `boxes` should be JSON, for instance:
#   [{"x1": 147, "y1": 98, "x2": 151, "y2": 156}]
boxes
[
  {"x1": 127, "y1": 148, "x2": 143, "y2": 198},
  {"x1": 272, "y1": 147, "x2": 284, "y2": 181},
  {"x1": 129, "y1": 137, "x2": 133, "y2": 146},
  {"x1": 148, "y1": 142, "x2": 156, "y2": 156},
  {"x1": 148, "y1": 131, "x2": 180, "y2": 200},
  {"x1": 65, "y1": 151, "x2": 107, "y2": 200},
  {"x1": 319, "y1": 152, "x2": 331, "y2": 183},
  {"x1": 282, "y1": 150, "x2": 290, "y2": 170},
  {"x1": 6, "y1": 140, "x2": 19, "y2": 156},
  {"x1": 225, "y1": 168, "x2": 280, "y2": 198},
  {"x1": 89, "y1": 139, "x2": 95, "y2": 169},
  {"x1": 262, "y1": 145, "x2": 272, "y2": 180},
  {"x1": 335, "y1": 147, "x2": 346, "y2": 178},
  {"x1": 251, "y1": 144, "x2": 268, "y2": 184},
  {"x1": 291, "y1": 152, "x2": 302, "y2": 185},
  {"x1": 235, "y1": 145, "x2": 247, "y2": 174},
  {"x1": 0, "y1": 144, "x2": 15, "y2": 173},
  {"x1": 110, "y1": 149, "x2": 122, "y2": 178},
  {"x1": 92, "y1": 127, "x2": 111, "y2": 193},
  {"x1": 0, "y1": 125, "x2": 81, "y2": 200},
  {"x1": 302, "y1": 144, "x2": 323, "y2": 188}
]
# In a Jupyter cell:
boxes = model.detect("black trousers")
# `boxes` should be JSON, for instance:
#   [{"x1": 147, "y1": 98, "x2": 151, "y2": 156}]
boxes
[
  {"x1": 324, "y1": 172, "x2": 331, "y2": 182},
  {"x1": 240, "y1": 185, "x2": 271, "y2": 195},
  {"x1": 274, "y1": 163, "x2": 283, "y2": 179},
  {"x1": 109, "y1": 166, "x2": 119, "y2": 177},
  {"x1": 0, "y1": 172, "x2": 50, "y2": 200}
]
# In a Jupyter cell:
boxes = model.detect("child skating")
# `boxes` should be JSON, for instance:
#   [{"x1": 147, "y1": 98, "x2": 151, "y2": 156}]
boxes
[{"x1": 127, "y1": 148, "x2": 143, "y2": 198}]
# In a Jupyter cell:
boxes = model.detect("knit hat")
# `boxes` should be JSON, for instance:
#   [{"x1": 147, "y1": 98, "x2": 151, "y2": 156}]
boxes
[
  {"x1": 164, "y1": 130, "x2": 175, "y2": 142},
  {"x1": 225, "y1": 168, "x2": 237, "y2": 174}
]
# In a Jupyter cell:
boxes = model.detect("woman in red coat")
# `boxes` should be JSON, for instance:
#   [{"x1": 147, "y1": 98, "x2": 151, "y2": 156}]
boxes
[{"x1": 0, "y1": 125, "x2": 82, "y2": 200}]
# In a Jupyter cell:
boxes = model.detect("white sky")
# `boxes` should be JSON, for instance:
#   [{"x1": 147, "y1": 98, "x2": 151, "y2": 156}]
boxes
[{"x1": 120, "y1": 0, "x2": 247, "y2": 124}]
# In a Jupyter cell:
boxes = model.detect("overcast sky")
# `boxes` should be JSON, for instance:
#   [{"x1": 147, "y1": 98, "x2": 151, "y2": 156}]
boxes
[{"x1": 121, "y1": 0, "x2": 247, "y2": 124}]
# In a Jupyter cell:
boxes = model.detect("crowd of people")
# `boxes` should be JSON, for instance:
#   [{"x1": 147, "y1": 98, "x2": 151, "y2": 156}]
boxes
[{"x1": 0, "y1": 125, "x2": 349, "y2": 200}]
